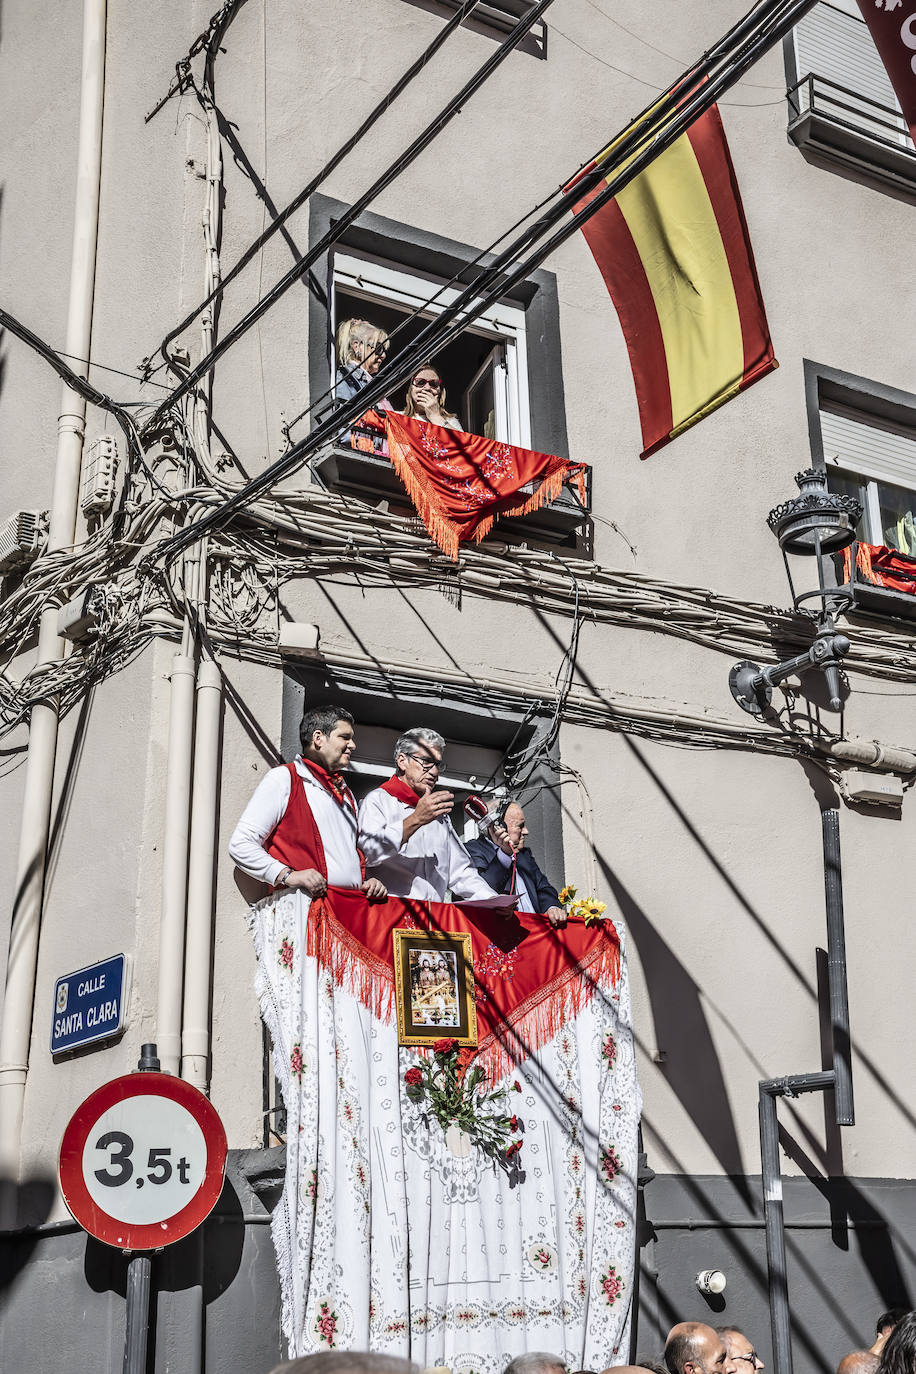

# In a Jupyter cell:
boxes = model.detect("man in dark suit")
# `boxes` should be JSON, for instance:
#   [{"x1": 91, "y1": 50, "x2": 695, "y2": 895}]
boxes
[{"x1": 465, "y1": 800, "x2": 567, "y2": 929}]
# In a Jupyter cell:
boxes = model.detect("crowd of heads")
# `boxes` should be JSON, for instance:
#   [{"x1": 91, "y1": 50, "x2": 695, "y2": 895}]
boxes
[{"x1": 264, "y1": 1310, "x2": 916, "y2": 1374}]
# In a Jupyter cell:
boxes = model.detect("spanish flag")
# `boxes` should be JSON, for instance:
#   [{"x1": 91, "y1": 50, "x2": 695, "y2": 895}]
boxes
[{"x1": 568, "y1": 104, "x2": 777, "y2": 459}]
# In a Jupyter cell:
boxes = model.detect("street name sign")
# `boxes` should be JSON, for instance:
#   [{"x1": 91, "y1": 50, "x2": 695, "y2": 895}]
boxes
[
  {"x1": 51, "y1": 954, "x2": 131, "y2": 1054},
  {"x1": 59, "y1": 1072, "x2": 228, "y2": 1250}
]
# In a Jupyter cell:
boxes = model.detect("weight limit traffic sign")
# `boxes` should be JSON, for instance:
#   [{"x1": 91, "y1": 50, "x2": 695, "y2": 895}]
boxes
[{"x1": 59, "y1": 1072, "x2": 228, "y2": 1250}]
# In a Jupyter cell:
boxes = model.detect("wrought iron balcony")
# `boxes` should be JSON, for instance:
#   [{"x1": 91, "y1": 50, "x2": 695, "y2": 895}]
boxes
[{"x1": 787, "y1": 72, "x2": 916, "y2": 192}]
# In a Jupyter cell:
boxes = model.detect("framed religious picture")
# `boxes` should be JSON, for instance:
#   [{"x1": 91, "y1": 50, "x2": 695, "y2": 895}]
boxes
[{"x1": 392, "y1": 928, "x2": 478, "y2": 1048}]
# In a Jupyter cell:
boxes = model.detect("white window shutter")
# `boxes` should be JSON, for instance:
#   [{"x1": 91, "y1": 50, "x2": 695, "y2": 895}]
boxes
[
  {"x1": 793, "y1": 2, "x2": 907, "y2": 141},
  {"x1": 821, "y1": 405, "x2": 916, "y2": 490}
]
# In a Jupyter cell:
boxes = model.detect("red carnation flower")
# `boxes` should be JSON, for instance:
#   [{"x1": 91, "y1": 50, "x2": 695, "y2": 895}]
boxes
[
  {"x1": 433, "y1": 1038, "x2": 458, "y2": 1055},
  {"x1": 512, "y1": 1080, "x2": 522, "y2": 1093},
  {"x1": 509, "y1": 1115, "x2": 518, "y2": 1131},
  {"x1": 505, "y1": 1140, "x2": 522, "y2": 1158},
  {"x1": 404, "y1": 1067, "x2": 423, "y2": 1087}
]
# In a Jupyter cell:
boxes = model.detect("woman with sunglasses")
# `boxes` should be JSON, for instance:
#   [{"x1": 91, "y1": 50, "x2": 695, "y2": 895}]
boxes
[{"x1": 403, "y1": 365, "x2": 462, "y2": 430}]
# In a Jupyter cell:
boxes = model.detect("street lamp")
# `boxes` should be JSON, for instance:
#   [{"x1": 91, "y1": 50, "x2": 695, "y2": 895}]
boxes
[{"x1": 729, "y1": 469, "x2": 862, "y2": 716}]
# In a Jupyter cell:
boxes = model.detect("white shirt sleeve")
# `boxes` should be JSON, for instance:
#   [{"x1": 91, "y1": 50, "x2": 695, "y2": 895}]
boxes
[
  {"x1": 358, "y1": 790, "x2": 406, "y2": 866},
  {"x1": 228, "y1": 766, "x2": 292, "y2": 886},
  {"x1": 445, "y1": 824, "x2": 498, "y2": 901}
]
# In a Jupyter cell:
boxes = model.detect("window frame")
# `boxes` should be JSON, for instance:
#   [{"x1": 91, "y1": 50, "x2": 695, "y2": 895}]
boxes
[
  {"x1": 805, "y1": 358, "x2": 916, "y2": 619},
  {"x1": 330, "y1": 248, "x2": 533, "y2": 448},
  {"x1": 307, "y1": 192, "x2": 570, "y2": 464}
]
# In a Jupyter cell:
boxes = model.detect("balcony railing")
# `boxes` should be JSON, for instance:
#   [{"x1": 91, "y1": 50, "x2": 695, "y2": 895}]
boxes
[{"x1": 787, "y1": 72, "x2": 916, "y2": 189}]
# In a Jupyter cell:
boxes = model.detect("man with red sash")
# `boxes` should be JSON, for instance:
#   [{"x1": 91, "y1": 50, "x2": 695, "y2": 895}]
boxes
[
  {"x1": 357, "y1": 726, "x2": 496, "y2": 902},
  {"x1": 229, "y1": 704, "x2": 386, "y2": 901}
]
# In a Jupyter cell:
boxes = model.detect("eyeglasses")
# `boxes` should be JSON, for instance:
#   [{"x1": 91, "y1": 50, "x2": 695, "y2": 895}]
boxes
[
  {"x1": 733, "y1": 1355, "x2": 762, "y2": 1367},
  {"x1": 410, "y1": 752, "x2": 442, "y2": 773},
  {"x1": 412, "y1": 378, "x2": 441, "y2": 391}
]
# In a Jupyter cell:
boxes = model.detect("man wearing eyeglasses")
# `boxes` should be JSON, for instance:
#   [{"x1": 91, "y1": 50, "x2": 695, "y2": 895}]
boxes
[
  {"x1": 718, "y1": 1328, "x2": 765, "y2": 1374},
  {"x1": 357, "y1": 726, "x2": 498, "y2": 902}
]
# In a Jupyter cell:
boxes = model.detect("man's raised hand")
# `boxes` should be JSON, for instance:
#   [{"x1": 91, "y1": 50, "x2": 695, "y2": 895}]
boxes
[
  {"x1": 361, "y1": 877, "x2": 387, "y2": 902},
  {"x1": 413, "y1": 789, "x2": 455, "y2": 827}
]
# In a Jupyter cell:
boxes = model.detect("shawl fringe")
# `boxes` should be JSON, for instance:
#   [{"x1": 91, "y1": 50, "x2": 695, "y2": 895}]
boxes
[
  {"x1": 387, "y1": 425, "x2": 587, "y2": 562},
  {"x1": 306, "y1": 897, "x2": 620, "y2": 1080}
]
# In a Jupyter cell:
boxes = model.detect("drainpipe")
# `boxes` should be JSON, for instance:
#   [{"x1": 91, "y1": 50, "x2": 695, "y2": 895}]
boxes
[
  {"x1": 155, "y1": 654, "x2": 197, "y2": 1076},
  {"x1": 759, "y1": 807, "x2": 856, "y2": 1374},
  {"x1": 0, "y1": 0, "x2": 107, "y2": 1189},
  {"x1": 180, "y1": 649, "x2": 223, "y2": 1092}
]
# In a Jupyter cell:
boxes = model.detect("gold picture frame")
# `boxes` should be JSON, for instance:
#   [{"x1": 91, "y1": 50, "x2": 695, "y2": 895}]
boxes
[{"x1": 392, "y1": 928, "x2": 478, "y2": 1048}]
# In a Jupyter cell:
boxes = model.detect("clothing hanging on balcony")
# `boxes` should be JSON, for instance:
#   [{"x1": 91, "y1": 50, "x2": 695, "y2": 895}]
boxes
[
  {"x1": 248, "y1": 885, "x2": 640, "y2": 1368},
  {"x1": 843, "y1": 540, "x2": 916, "y2": 594},
  {"x1": 365, "y1": 410, "x2": 586, "y2": 559}
]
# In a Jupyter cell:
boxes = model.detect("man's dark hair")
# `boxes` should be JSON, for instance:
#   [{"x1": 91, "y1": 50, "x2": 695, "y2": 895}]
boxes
[
  {"x1": 878, "y1": 1312, "x2": 916, "y2": 1374},
  {"x1": 299, "y1": 705, "x2": 354, "y2": 753},
  {"x1": 878, "y1": 1312, "x2": 909, "y2": 1339}
]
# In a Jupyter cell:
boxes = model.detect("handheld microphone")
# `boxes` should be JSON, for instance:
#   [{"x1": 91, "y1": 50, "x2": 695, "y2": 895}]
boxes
[{"x1": 463, "y1": 794, "x2": 503, "y2": 834}]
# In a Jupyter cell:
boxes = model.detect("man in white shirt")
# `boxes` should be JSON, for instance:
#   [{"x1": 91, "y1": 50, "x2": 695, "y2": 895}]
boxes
[
  {"x1": 229, "y1": 705, "x2": 386, "y2": 900},
  {"x1": 357, "y1": 727, "x2": 497, "y2": 903}
]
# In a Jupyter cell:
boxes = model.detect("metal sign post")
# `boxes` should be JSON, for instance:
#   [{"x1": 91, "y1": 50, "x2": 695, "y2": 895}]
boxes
[{"x1": 58, "y1": 1044, "x2": 228, "y2": 1373}]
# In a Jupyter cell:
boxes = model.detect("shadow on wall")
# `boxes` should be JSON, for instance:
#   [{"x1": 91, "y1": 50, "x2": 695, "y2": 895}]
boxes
[
  {"x1": 597, "y1": 854, "x2": 751, "y2": 1201},
  {"x1": 0, "y1": 1172, "x2": 56, "y2": 1286}
]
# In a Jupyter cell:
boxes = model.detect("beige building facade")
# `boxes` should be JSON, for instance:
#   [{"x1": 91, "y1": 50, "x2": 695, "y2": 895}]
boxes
[{"x1": 1, "y1": 0, "x2": 914, "y2": 1369}]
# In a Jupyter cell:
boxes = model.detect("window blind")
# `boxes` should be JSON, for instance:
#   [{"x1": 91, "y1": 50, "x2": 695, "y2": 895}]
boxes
[
  {"x1": 821, "y1": 405, "x2": 916, "y2": 490},
  {"x1": 793, "y1": 1, "x2": 908, "y2": 142}
]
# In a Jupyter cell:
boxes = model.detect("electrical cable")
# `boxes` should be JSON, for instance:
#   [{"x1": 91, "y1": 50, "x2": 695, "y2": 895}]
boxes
[
  {"x1": 150, "y1": 0, "x2": 483, "y2": 374},
  {"x1": 141, "y1": 0, "x2": 818, "y2": 567},
  {"x1": 141, "y1": 0, "x2": 558, "y2": 426}
]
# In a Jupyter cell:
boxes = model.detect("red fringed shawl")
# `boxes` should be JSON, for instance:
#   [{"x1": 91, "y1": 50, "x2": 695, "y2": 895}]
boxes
[
  {"x1": 307, "y1": 887, "x2": 621, "y2": 1081},
  {"x1": 373, "y1": 412, "x2": 586, "y2": 560}
]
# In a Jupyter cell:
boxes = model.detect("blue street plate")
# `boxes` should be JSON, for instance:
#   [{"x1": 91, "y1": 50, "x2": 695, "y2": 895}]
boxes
[{"x1": 51, "y1": 954, "x2": 131, "y2": 1055}]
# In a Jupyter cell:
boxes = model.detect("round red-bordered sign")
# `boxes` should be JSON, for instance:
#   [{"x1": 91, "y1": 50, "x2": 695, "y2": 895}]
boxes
[{"x1": 59, "y1": 1072, "x2": 227, "y2": 1251}]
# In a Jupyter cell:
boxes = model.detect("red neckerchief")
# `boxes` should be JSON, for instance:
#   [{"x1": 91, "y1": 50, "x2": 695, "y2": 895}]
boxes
[
  {"x1": 380, "y1": 774, "x2": 420, "y2": 808},
  {"x1": 302, "y1": 758, "x2": 356, "y2": 815}
]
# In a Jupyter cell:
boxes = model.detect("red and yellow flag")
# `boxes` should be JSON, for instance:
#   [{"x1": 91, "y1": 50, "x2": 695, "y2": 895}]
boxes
[{"x1": 567, "y1": 103, "x2": 777, "y2": 459}]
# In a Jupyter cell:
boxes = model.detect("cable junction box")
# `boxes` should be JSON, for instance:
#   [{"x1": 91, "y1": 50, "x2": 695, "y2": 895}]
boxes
[
  {"x1": 81, "y1": 435, "x2": 120, "y2": 516},
  {"x1": 0, "y1": 509, "x2": 48, "y2": 573}
]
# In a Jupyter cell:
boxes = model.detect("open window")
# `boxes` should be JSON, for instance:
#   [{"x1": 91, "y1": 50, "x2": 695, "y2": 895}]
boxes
[
  {"x1": 330, "y1": 250, "x2": 532, "y2": 448},
  {"x1": 807, "y1": 361, "x2": 916, "y2": 619},
  {"x1": 307, "y1": 198, "x2": 590, "y2": 550}
]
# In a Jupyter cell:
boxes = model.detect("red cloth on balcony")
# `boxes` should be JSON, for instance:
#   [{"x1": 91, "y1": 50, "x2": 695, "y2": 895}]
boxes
[
  {"x1": 842, "y1": 541, "x2": 916, "y2": 594},
  {"x1": 366, "y1": 411, "x2": 587, "y2": 559},
  {"x1": 307, "y1": 886, "x2": 620, "y2": 1080}
]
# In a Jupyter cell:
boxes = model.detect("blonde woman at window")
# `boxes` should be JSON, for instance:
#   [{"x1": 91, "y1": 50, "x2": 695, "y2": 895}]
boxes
[
  {"x1": 335, "y1": 317, "x2": 392, "y2": 451},
  {"x1": 403, "y1": 365, "x2": 463, "y2": 431}
]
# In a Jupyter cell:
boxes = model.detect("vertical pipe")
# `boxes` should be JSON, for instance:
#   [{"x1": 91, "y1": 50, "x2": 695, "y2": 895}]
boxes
[
  {"x1": 123, "y1": 1253, "x2": 152, "y2": 1374},
  {"x1": 155, "y1": 655, "x2": 197, "y2": 1076},
  {"x1": 0, "y1": 0, "x2": 107, "y2": 1189},
  {"x1": 821, "y1": 808, "x2": 854, "y2": 1125},
  {"x1": 180, "y1": 658, "x2": 223, "y2": 1092},
  {"x1": 759, "y1": 1087, "x2": 793, "y2": 1374}
]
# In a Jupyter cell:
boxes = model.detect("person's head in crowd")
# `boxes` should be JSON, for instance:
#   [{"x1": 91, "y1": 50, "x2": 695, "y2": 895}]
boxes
[
  {"x1": 877, "y1": 1311, "x2": 916, "y2": 1374},
  {"x1": 637, "y1": 1362, "x2": 670, "y2": 1374},
  {"x1": 666, "y1": 1322, "x2": 737, "y2": 1374},
  {"x1": 504, "y1": 1354, "x2": 567, "y2": 1374},
  {"x1": 268, "y1": 1354, "x2": 418, "y2": 1374},
  {"x1": 394, "y1": 726, "x2": 446, "y2": 799},
  {"x1": 874, "y1": 1313, "x2": 910, "y2": 1354},
  {"x1": 838, "y1": 1353, "x2": 880, "y2": 1374},
  {"x1": 403, "y1": 365, "x2": 459, "y2": 427},
  {"x1": 718, "y1": 1328, "x2": 765, "y2": 1373},
  {"x1": 336, "y1": 317, "x2": 389, "y2": 378},
  {"x1": 298, "y1": 705, "x2": 356, "y2": 773}
]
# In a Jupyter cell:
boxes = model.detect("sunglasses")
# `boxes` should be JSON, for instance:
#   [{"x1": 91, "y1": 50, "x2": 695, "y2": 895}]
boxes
[{"x1": 412, "y1": 378, "x2": 441, "y2": 390}]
